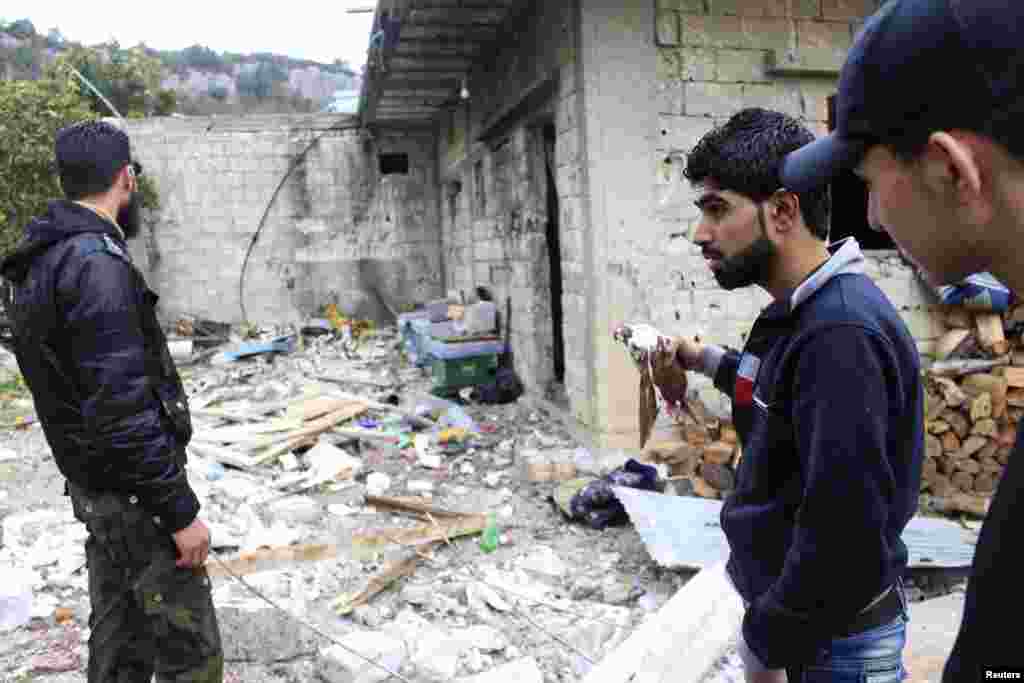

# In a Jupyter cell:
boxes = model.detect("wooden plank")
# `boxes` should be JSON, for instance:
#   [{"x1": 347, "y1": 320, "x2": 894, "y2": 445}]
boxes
[
  {"x1": 1002, "y1": 367, "x2": 1024, "y2": 389},
  {"x1": 205, "y1": 543, "x2": 339, "y2": 577},
  {"x1": 975, "y1": 313, "x2": 1007, "y2": 353},
  {"x1": 332, "y1": 543, "x2": 440, "y2": 615}
]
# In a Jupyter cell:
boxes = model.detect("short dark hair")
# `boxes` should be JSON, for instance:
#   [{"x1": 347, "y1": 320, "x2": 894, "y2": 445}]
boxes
[
  {"x1": 55, "y1": 121, "x2": 133, "y2": 200},
  {"x1": 684, "y1": 108, "x2": 830, "y2": 240}
]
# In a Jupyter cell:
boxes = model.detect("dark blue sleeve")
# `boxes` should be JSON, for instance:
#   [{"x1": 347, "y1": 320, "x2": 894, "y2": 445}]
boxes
[
  {"x1": 742, "y1": 325, "x2": 902, "y2": 668},
  {"x1": 713, "y1": 348, "x2": 741, "y2": 399},
  {"x1": 58, "y1": 250, "x2": 199, "y2": 532}
]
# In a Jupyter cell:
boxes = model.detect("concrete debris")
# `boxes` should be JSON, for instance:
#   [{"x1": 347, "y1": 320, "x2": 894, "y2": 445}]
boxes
[
  {"x1": 318, "y1": 631, "x2": 408, "y2": 683},
  {"x1": 457, "y1": 656, "x2": 544, "y2": 683},
  {"x1": 217, "y1": 599, "x2": 325, "y2": 662},
  {"x1": 460, "y1": 624, "x2": 508, "y2": 653},
  {"x1": 410, "y1": 627, "x2": 471, "y2": 680}
]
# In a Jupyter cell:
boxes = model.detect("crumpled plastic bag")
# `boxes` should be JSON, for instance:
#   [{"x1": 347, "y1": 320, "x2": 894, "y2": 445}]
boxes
[
  {"x1": 613, "y1": 323, "x2": 693, "y2": 448},
  {"x1": 563, "y1": 459, "x2": 659, "y2": 530}
]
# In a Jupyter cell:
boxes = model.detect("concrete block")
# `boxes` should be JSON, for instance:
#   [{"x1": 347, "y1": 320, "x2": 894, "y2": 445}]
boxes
[
  {"x1": 657, "y1": 10, "x2": 682, "y2": 46},
  {"x1": 557, "y1": 94, "x2": 578, "y2": 133},
  {"x1": 684, "y1": 82, "x2": 745, "y2": 117},
  {"x1": 793, "y1": 0, "x2": 822, "y2": 17},
  {"x1": 822, "y1": 0, "x2": 877, "y2": 20},
  {"x1": 658, "y1": 0, "x2": 707, "y2": 12},
  {"x1": 217, "y1": 600, "x2": 324, "y2": 662},
  {"x1": 657, "y1": 114, "x2": 715, "y2": 151},
  {"x1": 716, "y1": 48, "x2": 771, "y2": 82},
  {"x1": 679, "y1": 14, "x2": 743, "y2": 48},
  {"x1": 742, "y1": 82, "x2": 805, "y2": 118},
  {"x1": 740, "y1": 17, "x2": 796, "y2": 51},
  {"x1": 679, "y1": 47, "x2": 717, "y2": 82},
  {"x1": 318, "y1": 632, "x2": 408, "y2": 683},
  {"x1": 796, "y1": 19, "x2": 853, "y2": 53},
  {"x1": 711, "y1": 0, "x2": 790, "y2": 17}
]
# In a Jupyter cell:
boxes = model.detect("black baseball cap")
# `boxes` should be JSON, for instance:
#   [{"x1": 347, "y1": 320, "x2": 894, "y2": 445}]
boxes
[
  {"x1": 781, "y1": 0, "x2": 1024, "y2": 192},
  {"x1": 55, "y1": 120, "x2": 142, "y2": 181}
]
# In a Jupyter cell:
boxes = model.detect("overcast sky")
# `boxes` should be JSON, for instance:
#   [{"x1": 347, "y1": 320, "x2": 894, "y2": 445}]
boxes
[{"x1": 1, "y1": 1, "x2": 376, "y2": 68}]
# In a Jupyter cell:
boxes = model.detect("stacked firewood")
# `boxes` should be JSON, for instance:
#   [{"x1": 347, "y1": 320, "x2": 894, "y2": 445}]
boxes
[
  {"x1": 642, "y1": 400, "x2": 741, "y2": 500},
  {"x1": 921, "y1": 306, "x2": 1024, "y2": 514}
]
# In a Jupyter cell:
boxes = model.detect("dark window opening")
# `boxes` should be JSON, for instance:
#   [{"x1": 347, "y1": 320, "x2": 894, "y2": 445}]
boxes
[
  {"x1": 379, "y1": 153, "x2": 409, "y2": 175},
  {"x1": 826, "y1": 95, "x2": 894, "y2": 250},
  {"x1": 543, "y1": 123, "x2": 565, "y2": 386}
]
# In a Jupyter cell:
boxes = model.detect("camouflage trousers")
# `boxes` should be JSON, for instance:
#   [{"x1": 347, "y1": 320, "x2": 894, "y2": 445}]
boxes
[{"x1": 68, "y1": 482, "x2": 223, "y2": 683}]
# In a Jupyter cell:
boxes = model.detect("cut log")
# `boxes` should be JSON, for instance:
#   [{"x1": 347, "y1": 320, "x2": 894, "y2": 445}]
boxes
[
  {"x1": 925, "y1": 394, "x2": 947, "y2": 422},
  {"x1": 977, "y1": 440, "x2": 1000, "y2": 462},
  {"x1": 943, "y1": 410, "x2": 970, "y2": 439},
  {"x1": 933, "y1": 492, "x2": 990, "y2": 518},
  {"x1": 955, "y1": 458, "x2": 981, "y2": 475},
  {"x1": 922, "y1": 458, "x2": 938, "y2": 478},
  {"x1": 936, "y1": 455, "x2": 958, "y2": 476},
  {"x1": 971, "y1": 417, "x2": 998, "y2": 438},
  {"x1": 975, "y1": 473, "x2": 998, "y2": 494},
  {"x1": 978, "y1": 457, "x2": 1002, "y2": 474},
  {"x1": 945, "y1": 308, "x2": 973, "y2": 329},
  {"x1": 925, "y1": 472, "x2": 955, "y2": 498},
  {"x1": 1007, "y1": 388, "x2": 1024, "y2": 408},
  {"x1": 933, "y1": 377, "x2": 968, "y2": 407},
  {"x1": 941, "y1": 431, "x2": 961, "y2": 454},
  {"x1": 959, "y1": 435, "x2": 989, "y2": 459},
  {"x1": 701, "y1": 463, "x2": 736, "y2": 492},
  {"x1": 703, "y1": 442, "x2": 735, "y2": 467},
  {"x1": 952, "y1": 471, "x2": 975, "y2": 492},
  {"x1": 961, "y1": 373, "x2": 1009, "y2": 403},
  {"x1": 684, "y1": 424, "x2": 709, "y2": 448},
  {"x1": 1002, "y1": 367, "x2": 1024, "y2": 389},
  {"x1": 690, "y1": 476, "x2": 720, "y2": 499},
  {"x1": 929, "y1": 358, "x2": 1009, "y2": 378},
  {"x1": 928, "y1": 420, "x2": 951, "y2": 436},
  {"x1": 996, "y1": 446, "x2": 1012, "y2": 466},
  {"x1": 1012, "y1": 352, "x2": 1024, "y2": 367},
  {"x1": 925, "y1": 434, "x2": 943, "y2": 461},
  {"x1": 934, "y1": 329, "x2": 972, "y2": 360},
  {"x1": 720, "y1": 424, "x2": 738, "y2": 445},
  {"x1": 969, "y1": 393, "x2": 992, "y2": 422},
  {"x1": 645, "y1": 440, "x2": 699, "y2": 465},
  {"x1": 975, "y1": 313, "x2": 1007, "y2": 353}
]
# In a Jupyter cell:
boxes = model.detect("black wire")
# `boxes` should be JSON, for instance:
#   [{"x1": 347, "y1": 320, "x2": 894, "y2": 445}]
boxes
[{"x1": 238, "y1": 119, "x2": 364, "y2": 323}]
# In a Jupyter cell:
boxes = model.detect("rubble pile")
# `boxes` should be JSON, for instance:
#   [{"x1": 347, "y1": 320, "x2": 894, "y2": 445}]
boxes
[{"x1": 921, "y1": 305, "x2": 1024, "y2": 515}]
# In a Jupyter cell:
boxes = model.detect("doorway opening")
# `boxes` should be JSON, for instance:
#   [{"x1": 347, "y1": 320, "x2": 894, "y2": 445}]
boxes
[{"x1": 542, "y1": 122, "x2": 566, "y2": 393}]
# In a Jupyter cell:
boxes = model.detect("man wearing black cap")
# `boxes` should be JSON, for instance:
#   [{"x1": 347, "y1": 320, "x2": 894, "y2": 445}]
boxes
[
  {"x1": 779, "y1": 1, "x2": 1024, "y2": 680},
  {"x1": 0, "y1": 120, "x2": 222, "y2": 682}
]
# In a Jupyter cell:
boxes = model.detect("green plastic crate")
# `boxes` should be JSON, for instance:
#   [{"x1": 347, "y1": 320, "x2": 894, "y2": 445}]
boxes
[{"x1": 431, "y1": 352, "x2": 499, "y2": 396}]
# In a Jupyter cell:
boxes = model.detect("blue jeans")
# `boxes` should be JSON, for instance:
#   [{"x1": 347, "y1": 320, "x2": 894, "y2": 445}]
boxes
[{"x1": 785, "y1": 613, "x2": 909, "y2": 682}]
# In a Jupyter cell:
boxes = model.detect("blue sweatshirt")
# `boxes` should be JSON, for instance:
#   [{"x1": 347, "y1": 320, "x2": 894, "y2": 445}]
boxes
[{"x1": 700, "y1": 238, "x2": 925, "y2": 668}]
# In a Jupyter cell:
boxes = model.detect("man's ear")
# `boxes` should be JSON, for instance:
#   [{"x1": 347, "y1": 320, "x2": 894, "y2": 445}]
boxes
[
  {"x1": 769, "y1": 191, "x2": 801, "y2": 235},
  {"x1": 926, "y1": 132, "x2": 992, "y2": 225}
]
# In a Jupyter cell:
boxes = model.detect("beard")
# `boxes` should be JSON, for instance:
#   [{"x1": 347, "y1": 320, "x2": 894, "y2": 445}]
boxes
[
  {"x1": 710, "y1": 205, "x2": 777, "y2": 290},
  {"x1": 117, "y1": 193, "x2": 142, "y2": 240}
]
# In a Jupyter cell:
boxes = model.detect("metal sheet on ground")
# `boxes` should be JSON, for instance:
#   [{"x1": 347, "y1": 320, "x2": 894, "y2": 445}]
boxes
[{"x1": 612, "y1": 487, "x2": 977, "y2": 570}]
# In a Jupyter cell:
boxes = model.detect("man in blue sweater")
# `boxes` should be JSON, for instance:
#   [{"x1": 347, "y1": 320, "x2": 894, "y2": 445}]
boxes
[
  {"x1": 779, "y1": 2, "x2": 1024, "y2": 680},
  {"x1": 669, "y1": 108, "x2": 925, "y2": 682}
]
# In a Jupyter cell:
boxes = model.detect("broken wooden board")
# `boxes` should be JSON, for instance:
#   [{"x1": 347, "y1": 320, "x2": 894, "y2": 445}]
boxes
[
  {"x1": 365, "y1": 495, "x2": 480, "y2": 520},
  {"x1": 611, "y1": 487, "x2": 978, "y2": 570},
  {"x1": 186, "y1": 442, "x2": 258, "y2": 472},
  {"x1": 332, "y1": 542, "x2": 441, "y2": 615},
  {"x1": 580, "y1": 559, "x2": 743, "y2": 683},
  {"x1": 205, "y1": 543, "x2": 339, "y2": 577},
  {"x1": 251, "y1": 402, "x2": 369, "y2": 464},
  {"x1": 351, "y1": 515, "x2": 487, "y2": 560}
]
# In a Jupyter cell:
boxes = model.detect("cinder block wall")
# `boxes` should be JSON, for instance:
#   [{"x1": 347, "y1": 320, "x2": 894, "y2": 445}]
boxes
[
  {"x1": 440, "y1": 0, "x2": 586, "y2": 410},
  {"x1": 123, "y1": 115, "x2": 442, "y2": 326},
  {"x1": 579, "y1": 0, "x2": 944, "y2": 447}
]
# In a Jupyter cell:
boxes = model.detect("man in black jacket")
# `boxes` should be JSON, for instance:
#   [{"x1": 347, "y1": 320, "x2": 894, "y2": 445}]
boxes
[
  {"x1": 779, "y1": 2, "x2": 1024, "y2": 680},
  {"x1": 1, "y1": 121, "x2": 222, "y2": 682},
  {"x1": 667, "y1": 108, "x2": 924, "y2": 682}
]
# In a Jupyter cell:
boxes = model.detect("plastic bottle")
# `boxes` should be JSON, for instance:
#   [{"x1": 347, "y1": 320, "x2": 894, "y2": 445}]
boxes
[{"x1": 479, "y1": 513, "x2": 499, "y2": 553}]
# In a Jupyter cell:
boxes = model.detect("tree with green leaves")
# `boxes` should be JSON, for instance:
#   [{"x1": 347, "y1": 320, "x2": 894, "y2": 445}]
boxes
[
  {"x1": 48, "y1": 43, "x2": 173, "y2": 118},
  {"x1": 0, "y1": 78, "x2": 95, "y2": 257}
]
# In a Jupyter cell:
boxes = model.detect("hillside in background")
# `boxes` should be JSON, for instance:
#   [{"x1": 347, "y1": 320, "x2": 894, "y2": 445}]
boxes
[{"x1": 0, "y1": 18, "x2": 361, "y2": 115}]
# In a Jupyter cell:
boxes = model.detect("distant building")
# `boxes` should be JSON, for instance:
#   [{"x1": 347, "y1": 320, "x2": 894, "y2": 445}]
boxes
[{"x1": 323, "y1": 89, "x2": 360, "y2": 114}]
